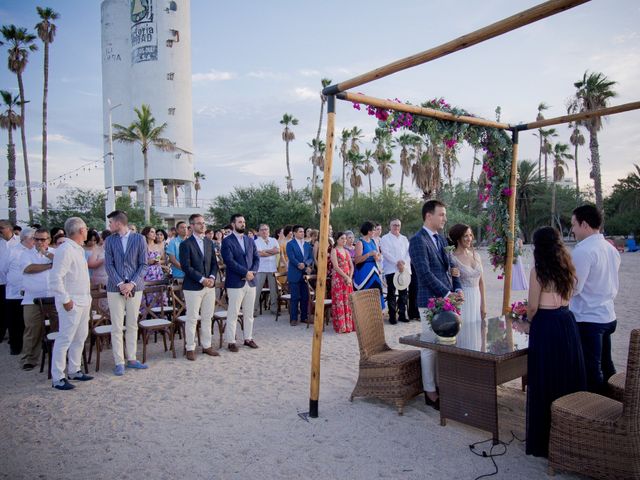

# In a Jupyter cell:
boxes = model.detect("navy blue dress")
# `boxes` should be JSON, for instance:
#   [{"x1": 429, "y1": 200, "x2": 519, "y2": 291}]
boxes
[{"x1": 526, "y1": 306, "x2": 587, "y2": 457}]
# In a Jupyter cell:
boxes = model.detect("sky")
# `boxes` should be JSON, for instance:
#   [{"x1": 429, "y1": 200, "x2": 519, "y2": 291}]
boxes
[{"x1": 1, "y1": 0, "x2": 639, "y2": 222}]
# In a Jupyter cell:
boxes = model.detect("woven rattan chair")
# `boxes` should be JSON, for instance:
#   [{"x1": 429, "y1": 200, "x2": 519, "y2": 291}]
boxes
[
  {"x1": 548, "y1": 328, "x2": 640, "y2": 479},
  {"x1": 349, "y1": 289, "x2": 422, "y2": 415},
  {"x1": 607, "y1": 372, "x2": 625, "y2": 402}
]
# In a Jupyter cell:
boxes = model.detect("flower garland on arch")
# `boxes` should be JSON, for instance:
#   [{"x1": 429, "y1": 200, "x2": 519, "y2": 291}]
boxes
[{"x1": 351, "y1": 96, "x2": 521, "y2": 273}]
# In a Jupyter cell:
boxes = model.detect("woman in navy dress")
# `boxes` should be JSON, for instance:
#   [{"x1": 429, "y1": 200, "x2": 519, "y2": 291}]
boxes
[
  {"x1": 353, "y1": 221, "x2": 385, "y2": 309},
  {"x1": 525, "y1": 226, "x2": 586, "y2": 457}
]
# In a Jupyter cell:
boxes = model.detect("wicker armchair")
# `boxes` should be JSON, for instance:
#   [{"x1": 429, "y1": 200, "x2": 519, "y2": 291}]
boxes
[
  {"x1": 349, "y1": 289, "x2": 422, "y2": 415},
  {"x1": 548, "y1": 328, "x2": 640, "y2": 479},
  {"x1": 607, "y1": 371, "x2": 625, "y2": 402}
]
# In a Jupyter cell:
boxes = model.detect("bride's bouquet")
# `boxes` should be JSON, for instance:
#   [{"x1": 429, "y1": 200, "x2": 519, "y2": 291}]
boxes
[{"x1": 509, "y1": 300, "x2": 528, "y2": 322}]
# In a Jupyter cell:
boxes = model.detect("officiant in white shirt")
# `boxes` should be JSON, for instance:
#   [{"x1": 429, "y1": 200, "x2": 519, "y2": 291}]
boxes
[{"x1": 380, "y1": 219, "x2": 411, "y2": 324}]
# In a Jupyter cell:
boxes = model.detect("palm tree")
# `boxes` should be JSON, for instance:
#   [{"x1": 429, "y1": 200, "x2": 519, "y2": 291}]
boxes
[
  {"x1": 375, "y1": 151, "x2": 394, "y2": 191},
  {"x1": 347, "y1": 150, "x2": 364, "y2": 198},
  {"x1": 338, "y1": 128, "x2": 351, "y2": 204},
  {"x1": 372, "y1": 127, "x2": 395, "y2": 192},
  {"x1": 468, "y1": 147, "x2": 481, "y2": 206},
  {"x1": 112, "y1": 104, "x2": 177, "y2": 223},
  {"x1": 349, "y1": 126, "x2": 363, "y2": 153},
  {"x1": 550, "y1": 142, "x2": 573, "y2": 228},
  {"x1": 442, "y1": 142, "x2": 459, "y2": 188},
  {"x1": 308, "y1": 138, "x2": 325, "y2": 208},
  {"x1": 35, "y1": 7, "x2": 59, "y2": 219},
  {"x1": 516, "y1": 159, "x2": 540, "y2": 242},
  {"x1": 396, "y1": 133, "x2": 416, "y2": 196},
  {"x1": 540, "y1": 128, "x2": 558, "y2": 181},
  {"x1": 411, "y1": 141, "x2": 440, "y2": 200},
  {"x1": 535, "y1": 102, "x2": 550, "y2": 181},
  {"x1": 311, "y1": 78, "x2": 331, "y2": 203},
  {"x1": 571, "y1": 71, "x2": 617, "y2": 211},
  {"x1": 279, "y1": 113, "x2": 298, "y2": 195},
  {"x1": 362, "y1": 149, "x2": 375, "y2": 196},
  {"x1": 0, "y1": 90, "x2": 22, "y2": 223},
  {"x1": 568, "y1": 123, "x2": 585, "y2": 199},
  {"x1": 193, "y1": 171, "x2": 205, "y2": 206},
  {"x1": 2, "y1": 25, "x2": 38, "y2": 222}
]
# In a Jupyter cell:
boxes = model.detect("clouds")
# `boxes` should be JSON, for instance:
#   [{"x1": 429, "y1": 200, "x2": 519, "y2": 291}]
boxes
[
  {"x1": 192, "y1": 70, "x2": 237, "y2": 82},
  {"x1": 293, "y1": 87, "x2": 319, "y2": 101}
]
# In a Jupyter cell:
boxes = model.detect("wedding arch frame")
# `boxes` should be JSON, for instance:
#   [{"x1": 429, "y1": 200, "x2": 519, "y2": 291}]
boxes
[{"x1": 307, "y1": 0, "x2": 640, "y2": 418}]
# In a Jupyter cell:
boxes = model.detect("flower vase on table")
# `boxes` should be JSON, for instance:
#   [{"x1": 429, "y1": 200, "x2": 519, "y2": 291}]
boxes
[{"x1": 425, "y1": 296, "x2": 463, "y2": 345}]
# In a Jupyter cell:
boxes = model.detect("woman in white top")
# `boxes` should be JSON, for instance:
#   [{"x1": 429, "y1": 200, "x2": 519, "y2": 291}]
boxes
[{"x1": 448, "y1": 223, "x2": 486, "y2": 351}]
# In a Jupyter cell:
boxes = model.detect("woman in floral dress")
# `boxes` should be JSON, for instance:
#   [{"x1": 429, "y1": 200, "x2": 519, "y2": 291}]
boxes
[
  {"x1": 330, "y1": 232, "x2": 355, "y2": 333},
  {"x1": 141, "y1": 226, "x2": 167, "y2": 310}
]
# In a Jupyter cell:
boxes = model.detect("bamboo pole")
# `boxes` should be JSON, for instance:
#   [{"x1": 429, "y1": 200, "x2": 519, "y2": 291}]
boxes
[
  {"x1": 309, "y1": 96, "x2": 336, "y2": 418},
  {"x1": 337, "y1": 92, "x2": 511, "y2": 130},
  {"x1": 502, "y1": 129, "x2": 519, "y2": 318},
  {"x1": 324, "y1": 0, "x2": 590, "y2": 95},
  {"x1": 520, "y1": 101, "x2": 640, "y2": 130}
]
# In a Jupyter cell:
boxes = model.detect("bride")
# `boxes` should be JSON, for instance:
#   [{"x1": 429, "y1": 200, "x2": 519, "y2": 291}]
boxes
[{"x1": 448, "y1": 224, "x2": 486, "y2": 350}]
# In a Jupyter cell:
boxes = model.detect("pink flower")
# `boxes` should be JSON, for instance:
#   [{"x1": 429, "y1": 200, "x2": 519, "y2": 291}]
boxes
[
  {"x1": 501, "y1": 187, "x2": 513, "y2": 197},
  {"x1": 444, "y1": 138, "x2": 457, "y2": 149},
  {"x1": 497, "y1": 275, "x2": 504, "y2": 280},
  {"x1": 352, "y1": 103, "x2": 361, "y2": 111}
]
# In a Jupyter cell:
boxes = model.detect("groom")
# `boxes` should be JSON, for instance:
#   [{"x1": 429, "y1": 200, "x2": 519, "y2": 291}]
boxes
[{"x1": 409, "y1": 200, "x2": 463, "y2": 409}]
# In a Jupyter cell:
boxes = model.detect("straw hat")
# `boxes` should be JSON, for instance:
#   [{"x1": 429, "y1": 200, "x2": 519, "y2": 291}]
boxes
[{"x1": 393, "y1": 269, "x2": 411, "y2": 291}]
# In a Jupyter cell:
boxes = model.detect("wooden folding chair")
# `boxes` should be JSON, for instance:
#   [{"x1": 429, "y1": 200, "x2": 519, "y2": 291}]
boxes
[
  {"x1": 88, "y1": 289, "x2": 116, "y2": 372},
  {"x1": 304, "y1": 274, "x2": 332, "y2": 329},
  {"x1": 138, "y1": 281, "x2": 175, "y2": 363},
  {"x1": 274, "y1": 272, "x2": 291, "y2": 322}
]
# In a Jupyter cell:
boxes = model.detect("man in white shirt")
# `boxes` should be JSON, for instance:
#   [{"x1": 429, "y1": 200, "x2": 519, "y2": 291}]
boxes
[
  {"x1": 253, "y1": 224, "x2": 279, "y2": 316},
  {"x1": 50, "y1": 217, "x2": 94, "y2": 390},
  {"x1": 0, "y1": 219, "x2": 19, "y2": 343},
  {"x1": 570, "y1": 204, "x2": 621, "y2": 393},
  {"x1": 20, "y1": 228, "x2": 55, "y2": 370},
  {"x1": 380, "y1": 219, "x2": 411, "y2": 324}
]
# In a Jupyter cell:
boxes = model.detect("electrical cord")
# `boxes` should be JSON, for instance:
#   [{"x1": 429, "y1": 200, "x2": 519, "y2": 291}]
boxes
[{"x1": 468, "y1": 430, "x2": 524, "y2": 480}]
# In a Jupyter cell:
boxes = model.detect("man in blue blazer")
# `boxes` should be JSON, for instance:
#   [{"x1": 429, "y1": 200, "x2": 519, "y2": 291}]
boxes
[
  {"x1": 179, "y1": 213, "x2": 219, "y2": 361},
  {"x1": 286, "y1": 225, "x2": 314, "y2": 326},
  {"x1": 221, "y1": 214, "x2": 260, "y2": 352},
  {"x1": 104, "y1": 210, "x2": 148, "y2": 376},
  {"x1": 409, "y1": 200, "x2": 463, "y2": 409}
]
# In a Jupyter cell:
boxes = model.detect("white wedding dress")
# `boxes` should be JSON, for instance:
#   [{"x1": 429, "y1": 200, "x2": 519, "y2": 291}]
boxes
[{"x1": 451, "y1": 253, "x2": 483, "y2": 351}]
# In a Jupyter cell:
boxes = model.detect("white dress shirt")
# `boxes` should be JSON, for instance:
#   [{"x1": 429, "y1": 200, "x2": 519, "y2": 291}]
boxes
[
  {"x1": 570, "y1": 233, "x2": 620, "y2": 324},
  {"x1": 120, "y1": 229, "x2": 131, "y2": 253},
  {"x1": 255, "y1": 236, "x2": 279, "y2": 273},
  {"x1": 50, "y1": 239, "x2": 91, "y2": 307},
  {"x1": 380, "y1": 232, "x2": 411, "y2": 275},
  {"x1": 21, "y1": 247, "x2": 54, "y2": 305},
  {"x1": 423, "y1": 226, "x2": 440, "y2": 248},
  {"x1": 233, "y1": 231, "x2": 245, "y2": 252},
  {"x1": 6, "y1": 243, "x2": 32, "y2": 299},
  {"x1": 194, "y1": 234, "x2": 205, "y2": 255},
  {"x1": 0, "y1": 235, "x2": 19, "y2": 285}
]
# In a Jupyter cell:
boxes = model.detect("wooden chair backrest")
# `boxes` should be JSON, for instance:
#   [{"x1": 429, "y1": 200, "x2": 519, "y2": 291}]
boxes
[
  {"x1": 622, "y1": 328, "x2": 640, "y2": 431},
  {"x1": 34, "y1": 296, "x2": 58, "y2": 332},
  {"x1": 169, "y1": 282, "x2": 186, "y2": 320},
  {"x1": 139, "y1": 280, "x2": 170, "y2": 320},
  {"x1": 90, "y1": 290, "x2": 110, "y2": 327}
]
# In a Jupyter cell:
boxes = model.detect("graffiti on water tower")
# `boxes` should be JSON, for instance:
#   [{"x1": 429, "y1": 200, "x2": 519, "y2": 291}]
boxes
[{"x1": 131, "y1": 0, "x2": 157, "y2": 64}]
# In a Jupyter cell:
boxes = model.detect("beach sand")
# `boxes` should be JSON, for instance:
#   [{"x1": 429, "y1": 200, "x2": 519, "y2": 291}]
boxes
[{"x1": 1, "y1": 248, "x2": 637, "y2": 480}]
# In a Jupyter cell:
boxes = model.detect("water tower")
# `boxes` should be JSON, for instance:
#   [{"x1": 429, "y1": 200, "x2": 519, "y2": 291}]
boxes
[{"x1": 101, "y1": 0, "x2": 196, "y2": 223}]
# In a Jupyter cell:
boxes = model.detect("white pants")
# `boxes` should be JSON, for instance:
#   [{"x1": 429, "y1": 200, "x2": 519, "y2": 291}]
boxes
[
  {"x1": 225, "y1": 283, "x2": 255, "y2": 344},
  {"x1": 183, "y1": 287, "x2": 216, "y2": 351},
  {"x1": 108, "y1": 291, "x2": 143, "y2": 366},
  {"x1": 51, "y1": 302, "x2": 90, "y2": 382},
  {"x1": 419, "y1": 307, "x2": 438, "y2": 392},
  {"x1": 253, "y1": 272, "x2": 277, "y2": 313}
]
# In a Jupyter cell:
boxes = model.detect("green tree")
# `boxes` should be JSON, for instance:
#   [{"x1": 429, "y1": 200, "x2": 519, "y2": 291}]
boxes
[
  {"x1": 35, "y1": 7, "x2": 59, "y2": 219},
  {"x1": 194, "y1": 170, "x2": 205, "y2": 206},
  {"x1": 112, "y1": 104, "x2": 178, "y2": 224},
  {"x1": 346, "y1": 150, "x2": 364, "y2": 198},
  {"x1": 280, "y1": 113, "x2": 298, "y2": 195},
  {"x1": 361, "y1": 149, "x2": 375, "y2": 197},
  {"x1": 570, "y1": 71, "x2": 617, "y2": 211},
  {"x1": 2, "y1": 25, "x2": 38, "y2": 222},
  {"x1": 516, "y1": 159, "x2": 541, "y2": 242},
  {"x1": 540, "y1": 128, "x2": 558, "y2": 182},
  {"x1": 604, "y1": 164, "x2": 640, "y2": 237},
  {"x1": 0, "y1": 90, "x2": 21, "y2": 223},
  {"x1": 550, "y1": 143, "x2": 573, "y2": 228}
]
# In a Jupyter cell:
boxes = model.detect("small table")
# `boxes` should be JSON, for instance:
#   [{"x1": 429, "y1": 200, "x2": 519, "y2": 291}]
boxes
[{"x1": 400, "y1": 317, "x2": 529, "y2": 444}]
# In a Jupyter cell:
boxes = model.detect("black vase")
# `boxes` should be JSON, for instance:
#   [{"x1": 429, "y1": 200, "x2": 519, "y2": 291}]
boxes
[{"x1": 431, "y1": 310, "x2": 461, "y2": 339}]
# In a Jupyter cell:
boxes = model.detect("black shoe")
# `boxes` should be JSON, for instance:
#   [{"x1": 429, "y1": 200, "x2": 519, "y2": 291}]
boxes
[
  {"x1": 22, "y1": 363, "x2": 36, "y2": 371},
  {"x1": 424, "y1": 392, "x2": 440, "y2": 411},
  {"x1": 389, "y1": 318, "x2": 398, "y2": 325},
  {"x1": 52, "y1": 379, "x2": 75, "y2": 391},
  {"x1": 399, "y1": 318, "x2": 410, "y2": 323}
]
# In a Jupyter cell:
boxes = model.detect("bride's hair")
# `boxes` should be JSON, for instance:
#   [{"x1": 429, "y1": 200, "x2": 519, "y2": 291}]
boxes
[
  {"x1": 448, "y1": 223, "x2": 472, "y2": 247},
  {"x1": 532, "y1": 226, "x2": 576, "y2": 300}
]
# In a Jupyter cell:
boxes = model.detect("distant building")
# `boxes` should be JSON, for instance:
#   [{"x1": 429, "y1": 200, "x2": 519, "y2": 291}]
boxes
[{"x1": 101, "y1": 0, "x2": 197, "y2": 224}]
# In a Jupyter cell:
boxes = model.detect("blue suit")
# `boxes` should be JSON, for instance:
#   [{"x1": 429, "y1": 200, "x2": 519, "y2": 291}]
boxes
[
  {"x1": 104, "y1": 232, "x2": 148, "y2": 293},
  {"x1": 179, "y1": 235, "x2": 218, "y2": 291},
  {"x1": 286, "y1": 239, "x2": 314, "y2": 322},
  {"x1": 221, "y1": 234, "x2": 260, "y2": 289}
]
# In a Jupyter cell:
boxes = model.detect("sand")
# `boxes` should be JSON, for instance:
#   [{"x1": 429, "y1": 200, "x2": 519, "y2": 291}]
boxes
[{"x1": 1, "y1": 247, "x2": 637, "y2": 480}]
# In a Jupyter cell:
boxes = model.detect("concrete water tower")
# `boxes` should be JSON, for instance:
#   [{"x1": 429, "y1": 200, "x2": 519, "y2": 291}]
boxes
[{"x1": 101, "y1": 0, "x2": 196, "y2": 223}]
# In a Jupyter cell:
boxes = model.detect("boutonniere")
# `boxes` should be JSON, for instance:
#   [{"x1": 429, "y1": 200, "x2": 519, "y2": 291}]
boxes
[{"x1": 444, "y1": 245, "x2": 455, "y2": 254}]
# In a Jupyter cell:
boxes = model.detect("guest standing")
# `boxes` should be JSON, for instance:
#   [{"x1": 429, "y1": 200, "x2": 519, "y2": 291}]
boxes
[
  {"x1": 409, "y1": 201, "x2": 462, "y2": 409},
  {"x1": 353, "y1": 221, "x2": 385, "y2": 309},
  {"x1": 253, "y1": 224, "x2": 279, "y2": 316},
  {"x1": 88, "y1": 230, "x2": 109, "y2": 288},
  {"x1": 0, "y1": 219, "x2": 19, "y2": 343},
  {"x1": 179, "y1": 214, "x2": 219, "y2": 360},
  {"x1": 380, "y1": 219, "x2": 411, "y2": 324},
  {"x1": 525, "y1": 226, "x2": 586, "y2": 457},
  {"x1": 104, "y1": 210, "x2": 149, "y2": 375},
  {"x1": 570, "y1": 204, "x2": 620, "y2": 393},
  {"x1": 141, "y1": 226, "x2": 167, "y2": 309},
  {"x1": 286, "y1": 225, "x2": 314, "y2": 326},
  {"x1": 49, "y1": 218, "x2": 94, "y2": 390},
  {"x1": 221, "y1": 214, "x2": 260, "y2": 351},
  {"x1": 330, "y1": 232, "x2": 354, "y2": 333},
  {"x1": 167, "y1": 221, "x2": 187, "y2": 281},
  {"x1": 448, "y1": 224, "x2": 486, "y2": 351},
  {"x1": 344, "y1": 230, "x2": 356, "y2": 260}
]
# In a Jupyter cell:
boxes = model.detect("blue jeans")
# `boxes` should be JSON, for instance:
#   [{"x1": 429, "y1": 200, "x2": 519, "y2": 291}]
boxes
[{"x1": 577, "y1": 320, "x2": 617, "y2": 393}]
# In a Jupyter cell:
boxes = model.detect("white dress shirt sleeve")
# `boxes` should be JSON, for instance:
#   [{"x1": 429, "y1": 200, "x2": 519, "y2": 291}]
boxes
[{"x1": 50, "y1": 245, "x2": 72, "y2": 305}]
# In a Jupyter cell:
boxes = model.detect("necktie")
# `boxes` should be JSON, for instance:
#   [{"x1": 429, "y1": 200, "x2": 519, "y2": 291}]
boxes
[{"x1": 433, "y1": 233, "x2": 441, "y2": 249}]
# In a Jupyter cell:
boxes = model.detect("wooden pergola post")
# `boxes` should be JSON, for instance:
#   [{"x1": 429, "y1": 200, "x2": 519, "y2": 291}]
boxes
[
  {"x1": 502, "y1": 129, "x2": 520, "y2": 316},
  {"x1": 309, "y1": 95, "x2": 336, "y2": 418}
]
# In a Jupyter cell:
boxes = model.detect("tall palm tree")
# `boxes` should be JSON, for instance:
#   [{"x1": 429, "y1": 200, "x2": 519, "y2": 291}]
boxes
[
  {"x1": 2, "y1": 25, "x2": 38, "y2": 222},
  {"x1": 550, "y1": 142, "x2": 573, "y2": 228},
  {"x1": 347, "y1": 150, "x2": 364, "y2": 198},
  {"x1": 279, "y1": 113, "x2": 298, "y2": 195},
  {"x1": 468, "y1": 147, "x2": 481, "y2": 205},
  {"x1": 568, "y1": 123, "x2": 585, "y2": 199},
  {"x1": 349, "y1": 126, "x2": 363, "y2": 153},
  {"x1": 442, "y1": 141, "x2": 459, "y2": 188},
  {"x1": 193, "y1": 170, "x2": 205, "y2": 206},
  {"x1": 35, "y1": 7, "x2": 59, "y2": 219},
  {"x1": 375, "y1": 151, "x2": 394, "y2": 191},
  {"x1": 395, "y1": 133, "x2": 416, "y2": 196},
  {"x1": 571, "y1": 71, "x2": 617, "y2": 211},
  {"x1": 0, "y1": 90, "x2": 22, "y2": 223},
  {"x1": 362, "y1": 149, "x2": 375, "y2": 197},
  {"x1": 112, "y1": 104, "x2": 177, "y2": 223},
  {"x1": 311, "y1": 78, "x2": 331, "y2": 202},
  {"x1": 540, "y1": 128, "x2": 558, "y2": 182},
  {"x1": 338, "y1": 128, "x2": 351, "y2": 205},
  {"x1": 411, "y1": 141, "x2": 440, "y2": 200},
  {"x1": 308, "y1": 138, "x2": 325, "y2": 207},
  {"x1": 535, "y1": 102, "x2": 550, "y2": 181}
]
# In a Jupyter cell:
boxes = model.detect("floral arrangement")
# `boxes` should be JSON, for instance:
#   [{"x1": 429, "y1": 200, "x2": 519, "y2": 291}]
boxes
[
  {"x1": 424, "y1": 296, "x2": 463, "y2": 324},
  {"x1": 351, "y1": 95, "x2": 520, "y2": 274},
  {"x1": 509, "y1": 300, "x2": 528, "y2": 322}
]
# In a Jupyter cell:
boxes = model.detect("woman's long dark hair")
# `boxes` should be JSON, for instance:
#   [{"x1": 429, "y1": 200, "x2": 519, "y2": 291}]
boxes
[{"x1": 532, "y1": 227, "x2": 576, "y2": 300}]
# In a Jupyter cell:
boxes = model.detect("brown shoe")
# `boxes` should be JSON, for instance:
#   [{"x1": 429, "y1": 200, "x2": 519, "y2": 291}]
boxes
[
  {"x1": 290, "y1": 320, "x2": 299, "y2": 326},
  {"x1": 228, "y1": 343, "x2": 239, "y2": 353},
  {"x1": 244, "y1": 339, "x2": 259, "y2": 349},
  {"x1": 186, "y1": 350, "x2": 196, "y2": 361},
  {"x1": 202, "y1": 347, "x2": 220, "y2": 357}
]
